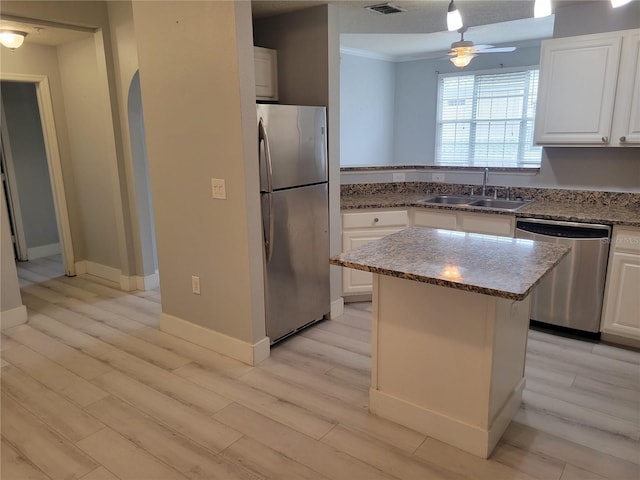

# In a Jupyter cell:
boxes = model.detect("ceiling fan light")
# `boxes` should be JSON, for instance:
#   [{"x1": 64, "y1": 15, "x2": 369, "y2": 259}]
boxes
[
  {"x1": 447, "y1": 0, "x2": 463, "y2": 32},
  {"x1": 0, "y1": 30, "x2": 27, "y2": 49},
  {"x1": 611, "y1": 0, "x2": 632, "y2": 7},
  {"x1": 534, "y1": 0, "x2": 552, "y2": 18},
  {"x1": 450, "y1": 53, "x2": 475, "y2": 68}
]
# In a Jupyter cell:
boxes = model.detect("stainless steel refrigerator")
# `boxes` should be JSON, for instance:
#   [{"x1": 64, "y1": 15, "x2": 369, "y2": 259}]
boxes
[{"x1": 257, "y1": 104, "x2": 330, "y2": 343}]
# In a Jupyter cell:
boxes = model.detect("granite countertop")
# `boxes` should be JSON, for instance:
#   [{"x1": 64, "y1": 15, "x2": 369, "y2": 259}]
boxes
[
  {"x1": 341, "y1": 192, "x2": 640, "y2": 227},
  {"x1": 330, "y1": 226, "x2": 570, "y2": 301}
]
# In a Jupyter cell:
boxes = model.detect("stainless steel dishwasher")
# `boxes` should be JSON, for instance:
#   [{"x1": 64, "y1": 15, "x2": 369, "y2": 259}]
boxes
[{"x1": 515, "y1": 218, "x2": 611, "y2": 335}]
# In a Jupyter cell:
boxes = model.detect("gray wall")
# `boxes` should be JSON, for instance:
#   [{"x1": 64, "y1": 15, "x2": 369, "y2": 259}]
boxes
[
  {"x1": 1, "y1": 81, "x2": 59, "y2": 250},
  {"x1": 132, "y1": 0, "x2": 265, "y2": 343},
  {"x1": 1, "y1": 189, "x2": 23, "y2": 314},
  {"x1": 340, "y1": 53, "x2": 395, "y2": 166},
  {"x1": 127, "y1": 72, "x2": 157, "y2": 276}
]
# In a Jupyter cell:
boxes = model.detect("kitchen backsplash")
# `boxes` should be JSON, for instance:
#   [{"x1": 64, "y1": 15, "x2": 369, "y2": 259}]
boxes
[{"x1": 341, "y1": 182, "x2": 640, "y2": 208}]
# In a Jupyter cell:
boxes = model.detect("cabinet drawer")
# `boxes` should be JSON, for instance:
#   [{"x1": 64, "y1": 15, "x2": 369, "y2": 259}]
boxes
[
  {"x1": 413, "y1": 210, "x2": 457, "y2": 230},
  {"x1": 343, "y1": 210, "x2": 408, "y2": 229},
  {"x1": 613, "y1": 228, "x2": 640, "y2": 254},
  {"x1": 459, "y1": 213, "x2": 514, "y2": 236}
]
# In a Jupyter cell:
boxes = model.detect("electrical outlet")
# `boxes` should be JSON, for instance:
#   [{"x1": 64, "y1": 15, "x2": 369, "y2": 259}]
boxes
[
  {"x1": 432, "y1": 173, "x2": 445, "y2": 182},
  {"x1": 191, "y1": 275, "x2": 201, "y2": 295},
  {"x1": 392, "y1": 172, "x2": 406, "y2": 182},
  {"x1": 211, "y1": 178, "x2": 226, "y2": 199}
]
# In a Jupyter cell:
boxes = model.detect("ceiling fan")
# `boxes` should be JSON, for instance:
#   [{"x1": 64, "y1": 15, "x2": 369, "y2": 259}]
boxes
[{"x1": 446, "y1": 28, "x2": 517, "y2": 67}]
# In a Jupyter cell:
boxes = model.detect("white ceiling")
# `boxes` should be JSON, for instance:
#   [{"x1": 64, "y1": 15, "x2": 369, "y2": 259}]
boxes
[
  {"x1": 340, "y1": 16, "x2": 555, "y2": 61},
  {"x1": 253, "y1": 1, "x2": 557, "y2": 61}
]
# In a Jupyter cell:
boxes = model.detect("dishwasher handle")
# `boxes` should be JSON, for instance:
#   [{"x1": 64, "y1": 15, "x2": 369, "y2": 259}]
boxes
[{"x1": 516, "y1": 219, "x2": 611, "y2": 239}]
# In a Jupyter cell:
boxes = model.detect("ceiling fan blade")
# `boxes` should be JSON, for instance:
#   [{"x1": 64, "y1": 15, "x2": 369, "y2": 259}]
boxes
[
  {"x1": 471, "y1": 44, "x2": 494, "y2": 50},
  {"x1": 475, "y1": 47, "x2": 517, "y2": 53}
]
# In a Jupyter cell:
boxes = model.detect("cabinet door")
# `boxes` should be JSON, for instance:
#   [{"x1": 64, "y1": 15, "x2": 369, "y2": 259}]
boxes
[
  {"x1": 601, "y1": 252, "x2": 640, "y2": 340},
  {"x1": 535, "y1": 34, "x2": 622, "y2": 145},
  {"x1": 254, "y1": 47, "x2": 278, "y2": 101},
  {"x1": 613, "y1": 31, "x2": 640, "y2": 145},
  {"x1": 342, "y1": 228, "x2": 403, "y2": 295}
]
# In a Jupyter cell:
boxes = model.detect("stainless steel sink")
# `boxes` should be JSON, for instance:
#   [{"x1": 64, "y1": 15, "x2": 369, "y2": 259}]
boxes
[
  {"x1": 468, "y1": 198, "x2": 533, "y2": 210},
  {"x1": 417, "y1": 195, "x2": 477, "y2": 205},
  {"x1": 417, "y1": 195, "x2": 533, "y2": 211}
]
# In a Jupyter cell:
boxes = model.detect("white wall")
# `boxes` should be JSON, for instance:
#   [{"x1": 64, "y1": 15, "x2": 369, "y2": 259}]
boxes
[
  {"x1": 340, "y1": 53, "x2": 395, "y2": 166},
  {"x1": 1, "y1": 81, "x2": 59, "y2": 250},
  {"x1": 132, "y1": 0, "x2": 265, "y2": 345}
]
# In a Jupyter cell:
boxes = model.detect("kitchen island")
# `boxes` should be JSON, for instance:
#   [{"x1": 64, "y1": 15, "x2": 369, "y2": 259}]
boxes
[{"x1": 330, "y1": 227, "x2": 570, "y2": 458}]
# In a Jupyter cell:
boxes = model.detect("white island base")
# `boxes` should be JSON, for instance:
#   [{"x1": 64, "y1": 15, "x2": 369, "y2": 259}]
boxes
[{"x1": 369, "y1": 274, "x2": 531, "y2": 459}]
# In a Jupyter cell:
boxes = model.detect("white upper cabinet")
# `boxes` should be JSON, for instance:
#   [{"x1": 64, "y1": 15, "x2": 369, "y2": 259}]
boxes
[
  {"x1": 534, "y1": 29, "x2": 640, "y2": 146},
  {"x1": 612, "y1": 31, "x2": 640, "y2": 145},
  {"x1": 254, "y1": 46, "x2": 278, "y2": 102}
]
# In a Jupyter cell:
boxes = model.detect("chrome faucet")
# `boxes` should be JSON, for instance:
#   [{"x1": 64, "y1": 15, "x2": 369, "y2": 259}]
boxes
[{"x1": 482, "y1": 167, "x2": 489, "y2": 196}]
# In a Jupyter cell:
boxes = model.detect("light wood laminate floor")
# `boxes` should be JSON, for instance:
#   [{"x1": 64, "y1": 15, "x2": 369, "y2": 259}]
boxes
[{"x1": 2, "y1": 256, "x2": 639, "y2": 480}]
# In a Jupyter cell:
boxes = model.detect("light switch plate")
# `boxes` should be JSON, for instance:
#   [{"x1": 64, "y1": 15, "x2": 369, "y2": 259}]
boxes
[
  {"x1": 432, "y1": 173, "x2": 445, "y2": 182},
  {"x1": 191, "y1": 275, "x2": 201, "y2": 295},
  {"x1": 392, "y1": 173, "x2": 406, "y2": 182},
  {"x1": 211, "y1": 178, "x2": 226, "y2": 199}
]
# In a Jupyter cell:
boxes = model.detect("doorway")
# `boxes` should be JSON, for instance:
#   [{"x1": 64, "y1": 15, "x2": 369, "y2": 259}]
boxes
[{"x1": 0, "y1": 74, "x2": 75, "y2": 276}]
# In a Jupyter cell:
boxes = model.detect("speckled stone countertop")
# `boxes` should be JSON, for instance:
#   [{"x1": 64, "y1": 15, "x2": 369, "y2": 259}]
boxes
[
  {"x1": 330, "y1": 226, "x2": 570, "y2": 301},
  {"x1": 341, "y1": 185, "x2": 640, "y2": 227}
]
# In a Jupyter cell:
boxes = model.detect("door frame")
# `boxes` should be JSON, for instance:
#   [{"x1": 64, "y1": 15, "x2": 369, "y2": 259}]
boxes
[
  {"x1": 0, "y1": 106, "x2": 28, "y2": 260},
  {"x1": 0, "y1": 73, "x2": 75, "y2": 275}
]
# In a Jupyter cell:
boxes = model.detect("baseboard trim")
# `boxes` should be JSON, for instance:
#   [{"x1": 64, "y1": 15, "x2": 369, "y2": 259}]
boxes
[
  {"x1": 159, "y1": 312, "x2": 270, "y2": 365},
  {"x1": 1, "y1": 305, "x2": 28, "y2": 330},
  {"x1": 119, "y1": 275, "x2": 137, "y2": 292},
  {"x1": 27, "y1": 242, "x2": 61, "y2": 260},
  {"x1": 330, "y1": 297, "x2": 344, "y2": 319},
  {"x1": 136, "y1": 271, "x2": 160, "y2": 291},
  {"x1": 600, "y1": 332, "x2": 640, "y2": 350},
  {"x1": 369, "y1": 378, "x2": 525, "y2": 459},
  {"x1": 75, "y1": 260, "x2": 121, "y2": 284}
]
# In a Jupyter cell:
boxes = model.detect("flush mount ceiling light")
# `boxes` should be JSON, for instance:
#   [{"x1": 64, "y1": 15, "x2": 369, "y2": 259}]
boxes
[
  {"x1": 0, "y1": 30, "x2": 27, "y2": 49},
  {"x1": 447, "y1": 0, "x2": 463, "y2": 32},
  {"x1": 611, "y1": 0, "x2": 633, "y2": 7},
  {"x1": 534, "y1": 0, "x2": 552, "y2": 18}
]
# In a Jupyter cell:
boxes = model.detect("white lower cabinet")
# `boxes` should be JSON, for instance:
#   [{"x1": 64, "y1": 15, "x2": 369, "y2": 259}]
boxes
[
  {"x1": 342, "y1": 210, "x2": 408, "y2": 296},
  {"x1": 341, "y1": 208, "x2": 514, "y2": 296},
  {"x1": 413, "y1": 209, "x2": 514, "y2": 236},
  {"x1": 601, "y1": 227, "x2": 640, "y2": 341}
]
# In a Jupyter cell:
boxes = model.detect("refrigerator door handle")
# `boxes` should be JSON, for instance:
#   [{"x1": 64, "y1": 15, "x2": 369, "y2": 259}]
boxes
[{"x1": 258, "y1": 117, "x2": 275, "y2": 262}]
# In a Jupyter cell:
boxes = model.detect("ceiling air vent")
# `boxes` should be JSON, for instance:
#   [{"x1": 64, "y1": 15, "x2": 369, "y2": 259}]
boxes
[{"x1": 365, "y1": 3, "x2": 407, "y2": 15}]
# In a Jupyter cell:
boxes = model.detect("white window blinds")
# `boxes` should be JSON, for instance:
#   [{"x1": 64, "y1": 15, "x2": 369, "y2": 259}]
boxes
[{"x1": 436, "y1": 67, "x2": 542, "y2": 168}]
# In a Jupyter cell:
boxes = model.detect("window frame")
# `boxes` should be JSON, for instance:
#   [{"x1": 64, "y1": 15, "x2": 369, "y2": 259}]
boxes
[{"x1": 435, "y1": 65, "x2": 542, "y2": 168}]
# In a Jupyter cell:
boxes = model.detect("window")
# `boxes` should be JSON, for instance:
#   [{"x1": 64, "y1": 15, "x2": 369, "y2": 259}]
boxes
[{"x1": 436, "y1": 67, "x2": 542, "y2": 168}]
